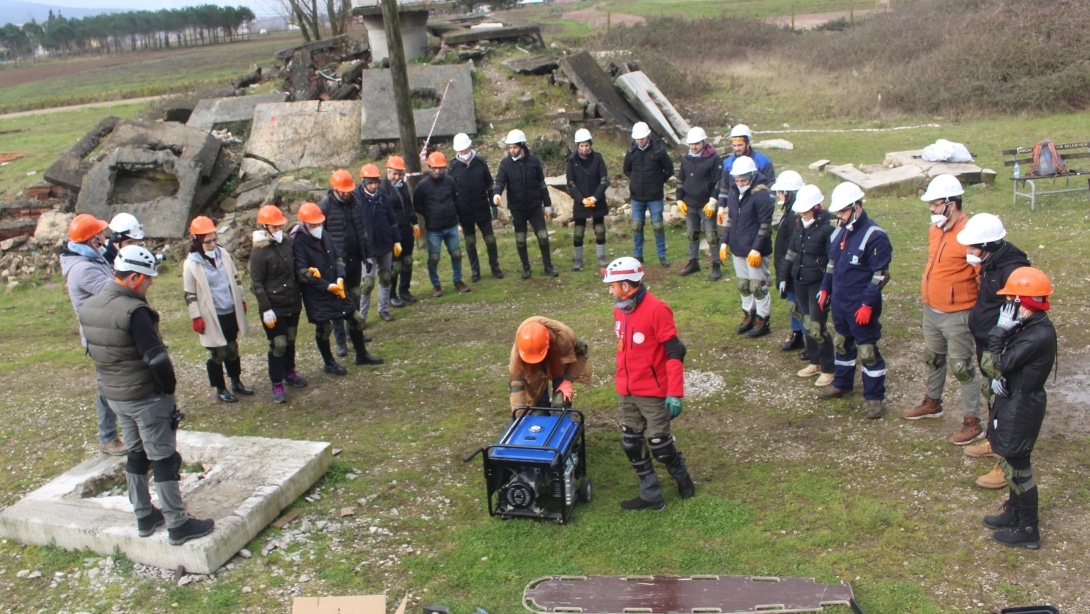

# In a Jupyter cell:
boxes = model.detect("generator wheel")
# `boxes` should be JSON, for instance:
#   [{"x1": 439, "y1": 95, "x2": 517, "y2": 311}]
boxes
[{"x1": 578, "y1": 476, "x2": 592, "y2": 503}]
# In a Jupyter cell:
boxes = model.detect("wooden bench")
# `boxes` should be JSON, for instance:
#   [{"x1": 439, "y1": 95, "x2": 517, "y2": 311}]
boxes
[{"x1": 1003, "y1": 141, "x2": 1090, "y2": 211}]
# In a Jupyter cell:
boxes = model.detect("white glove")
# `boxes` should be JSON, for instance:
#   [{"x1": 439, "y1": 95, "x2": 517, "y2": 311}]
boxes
[
  {"x1": 493, "y1": 194, "x2": 502, "y2": 206},
  {"x1": 262, "y1": 310, "x2": 277, "y2": 328},
  {"x1": 778, "y1": 281, "x2": 786, "y2": 295},
  {"x1": 996, "y1": 301, "x2": 1019, "y2": 331},
  {"x1": 991, "y1": 377, "x2": 1009, "y2": 397},
  {"x1": 545, "y1": 206, "x2": 553, "y2": 218},
  {"x1": 588, "y1": 196, "x2": 596, "y2": 204}
]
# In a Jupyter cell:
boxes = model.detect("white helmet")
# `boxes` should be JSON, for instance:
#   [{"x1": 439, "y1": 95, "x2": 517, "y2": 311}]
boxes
[
  {"x1": 792, "y1": 184, "x2": 824, "y2": 212},
  {"x1": 574, "y1": 128, "x2": 592, "y2": 144},
  {"x1": 829, "y1": 182, "x2": 865, "y2": 213},
  {"x1": 920, "y1": 173, "x2": 964, "y2": 201},
  {"x1": 770, "y1": 170, "x2": 804, "y2": 192},
  {"x1": 957, "y1": 213, "x2": 1007, "y2": 246},
  {"x1": 108, "y1": 212, "x2": 145, "y2": 241},
  {"x1": 453, "y1": 133, "x2": 472, "y2": 152},
  {"x1": 729, "y1": 124, "x2": 752, "y2": 140},
  {"x1": 505, "y1": 129, "x2": 527, "y2": 145},
  {"x1": 601, "y1": 256, "x2": 644, "y2": 283},
  {"x1": 114, "y1": 245, "x2": 159, "y2": 277},
  {"x1": 686, "y1": 127, "x2": 707, "y2": 145},
  {"x1": 730, "y1": 156, "x2": 758, "y2": 177},
  {"x1": 631, "y1": 122, "x2": 651, "y2": 140}
]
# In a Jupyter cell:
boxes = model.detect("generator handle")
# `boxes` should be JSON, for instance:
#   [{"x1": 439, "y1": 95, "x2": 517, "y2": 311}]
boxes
[{"x1": 464, "y1": 447, "x2": 486, "y2": 463}]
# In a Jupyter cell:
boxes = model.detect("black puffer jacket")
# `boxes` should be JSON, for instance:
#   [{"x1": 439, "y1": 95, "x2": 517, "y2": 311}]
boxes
[
  {"x1": 449, "y1": 153, "x2": 494, "y2": 224},
  {"x1": 354, "y1": 185, "x2": 399, "y2": 254},
  {"x1": 773, "y1": 194, "x2": 798, "y2": 290},
  {"x1": 969, "y1": 241, "x2": 1031, "y2": 342},
  {"x1": 250, "y1": 232, "x2": 301, "y2": 315},
  {"x1": 318, "y1": 190, "x2": 371, "y2": 264},
  {"x1": 290, "y1": 225, "x2": 353, "y2": 324},
  {"x1": 413, "y1": 174, "x2": 460, "y2": 231},
  {"x1": 494, "y1": 148, "x2": 551, "y2": 213},
  {"x1": 784, "y1": 211, "x2": 836, "y2": 287},
  {"x1": 985, "y1": 311, "x2": 1056, "y2": 458},
  {"x1": 566, "y1": 151, "x2": 609, "y2": 219},
  {"x1": 721, "y1": 186, "x2": 775, "y2": 258},
  {"x1": 623, "y1": 138, "x2": 674, "y2": 201},
  {"x1": 379, "y1": 179, "x2": 416, "y2": 229},
  {"x1": 676, "y1": 144, "x2": 721, "y2": 206}
]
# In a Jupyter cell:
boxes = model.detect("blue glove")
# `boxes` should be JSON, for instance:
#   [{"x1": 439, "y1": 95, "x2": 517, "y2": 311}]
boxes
[
  {"x1": 665, "y1": 396, "x2": 682, "y2": 419},
  {"x1": 991, "y1": 377, "x2": 1009, "y2": 397}
]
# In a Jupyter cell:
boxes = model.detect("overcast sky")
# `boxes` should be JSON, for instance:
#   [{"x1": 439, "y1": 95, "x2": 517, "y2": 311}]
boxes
[{"x1": 18, "y1": 0, "x2": 285, "y2": 18}]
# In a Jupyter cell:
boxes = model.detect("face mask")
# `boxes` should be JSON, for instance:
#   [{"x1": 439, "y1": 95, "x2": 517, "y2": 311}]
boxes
[
  {"x1": 965, "y1": 253, "x2": 982, "y2": 265},
  {"x1": 930, "y1": 214, "x2": 948, "y2": 227},
  {"x1": 738, "y1": 184, "x2": 750, "y2": 196},
  {"x1": 457, "y1": 151, "x2": 472, "y2": 162},
  {"x1": 96, "y1": 245, "x2": 108, "y2": 256},
  {"x1": 510, "y1": 153, "x2": 523, "y2": 162},
  {"x1": 271, "y1": 230, "x2": 283, "y2": 243},
  {"x1": 309, "y1": 226, "x2": 323, "y2": 240},
  {"x1": 801, "y1": 217, "x2": 815, "y2": 228},
  {"x1": 204, "y1": 249, "x2": 218, "y2": 259}
]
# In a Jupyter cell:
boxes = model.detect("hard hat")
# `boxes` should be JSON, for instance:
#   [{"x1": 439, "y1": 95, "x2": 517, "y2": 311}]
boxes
[
  {"x1": 189, "y1": 216, "x2": 217, "y2": 236},
  {"x1": 686, "y1": 127, "x2": 707, "y2": 145},
  {"x1": 516, "y1": 320, "x2": 550, "y2": 364},
  {"x1": 730, "y1": 156, "x2": 758, "y2": 177},
  {"x1": 297, "y1": 202, "x2": 325, "y2": 224},
  {"x1": 829, "y1": 182, "x2": 865, "y2": 213},
  {"x1": 630, "y1": 122, "x2": 651, "y2": 140},
  {"x1": 257, "y1": 205, "x2": 288, "y2": 226},
  {"x1": 505, "y1": 129, "x2": 527, "y2": 145},
  {"x1": 601, "y1": 256, "x2": 644, "y2": 284},
  {"x1": 69, "y1": 214, "x2": 109, "y2": 243},
  {"x1": 359, "y1": 164, "x2": 381, "y2": 180},
  {"x1": 729, "y1": 124, "x2": 752, "y2": 140},
  {"x1": 330, "y1": 169, "x2": 355, "y2": 192},
  {"x1": 574, "y1": 128, "x2": 592, "y2": 144},
  {"x1": 427, "y1": 151, "x2": 448, "y2": 168},
  {"x1": 453, "y1": 133, "x2": 472, "y2": 151},
  {"x1": 997, "y1": 266, "x2": 1052, "y2": 297},
  {"x1": 770, "y1": 170, "x2": 804, "y2": 192},
  {"x1": 957, "y1": 213, "x2": 1006, "y2": 246},
  {"x1": 920, "y1": 174, "x2": 964, "y2": 201},
  {"x1": 386, "y1": 155, "x2": 406, "y2": 171},
  {"x1": 108, "y1": 212, "x2": 145, "y2": 241},
  {"x1": 792, "y1": 184, "x2": 825, "y2": 212},
  {"x1": 114, "y1": 245, "x2": 159, "y2": 277}
]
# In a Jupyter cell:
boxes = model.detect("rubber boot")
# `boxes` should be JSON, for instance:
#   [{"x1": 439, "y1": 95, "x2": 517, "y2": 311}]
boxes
[
  {"x1": 487, "y1": 242, "x2": 504, "y2": 278},
  {"x1": 572, "y1": 246, "x2": 584, "y2": 272},
  {"x1": 350, "y1": 328, "x2": 383, "y2": 365},
  {"x1": 517, "y1": 245, "x2": 532, "y2": 280},
  {"x1": 735, "y1": 310, "x2": 756, "y2": 334},
  {"x1": 540, "y1": 239, "x2": 559, "y2": 277},
  {"x1": 709, "y1": 261, "x2": 722, "y2": 281},
  {"x1": 207, "y1": 360, "x2": 237, "y2": 402},
  {"x1": 596, "y1": 244, "x2": 608, "y2": 268},
  {"x1": 316, "y1": 337, "x2": 346, "y2": 375},
  {"x1": 225, "y1": 358, "x2": 253, "y2": 395},
  {"x1": 679, "y1": 259, "x2": 700, "y2": 276}
]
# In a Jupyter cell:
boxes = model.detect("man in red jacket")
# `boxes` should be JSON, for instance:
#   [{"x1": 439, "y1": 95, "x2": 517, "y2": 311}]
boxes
[{"x1": 603, "y1": 257, "x2": 695, "y2": 511}]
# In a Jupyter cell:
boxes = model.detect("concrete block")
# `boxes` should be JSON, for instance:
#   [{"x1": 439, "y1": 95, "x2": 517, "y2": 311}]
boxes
[
  {"x1": 559, "y1": 51, "x2": 641, "y2": 129},
  {"x1": 828, "y1": 163, "x2": 928, "y2": 197},
  {"x1": 43, "y1": 116, "x2": 121, "y2": 192},
  {"x1": 752, "y1": 139, "x2": 794, "y2": 150},
  {"x1": 241, "y1": 101, "x2": 361, "y2": 177},
  {"x1": 614, "y1": 71, "x2": 689, "y2": 146},
  {"x1": 359, "y1": 64, "x2": 476, "y2": 142},
  {"x1": 33, "y1": 210, "x2": 74, "y2": 244},
  {"x1": 186, "y1": 93, "x2": 290, "y2": 132},
  {"x1": 809, "y1": 159, "x2": 830, "y2": 172},
  {"x1": 501, "y1": 55, "x2": 559, "y2": 75}
]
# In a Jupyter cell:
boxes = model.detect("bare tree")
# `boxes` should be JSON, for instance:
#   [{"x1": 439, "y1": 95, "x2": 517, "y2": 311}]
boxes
[{"x1": 276, "y1": 0, "x2": 351, "y2": 42}]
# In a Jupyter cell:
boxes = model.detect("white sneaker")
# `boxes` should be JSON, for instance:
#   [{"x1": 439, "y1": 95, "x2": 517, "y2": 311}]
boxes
[
  {"x1": 814, "y1": 372, "x2": 835, "y2": 387},
  {"x1": 797, "y1": 364, "x2": 821, "y2": 377}
]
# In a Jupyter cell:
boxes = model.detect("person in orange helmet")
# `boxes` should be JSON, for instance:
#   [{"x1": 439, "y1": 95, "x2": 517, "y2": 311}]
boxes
[
  {"x1": 379, "y1": 155, "x2": 421, "y2": 306},
  {"x1": 413, "y1": 151, "x2": 471, "y2": 297},
  {"x1": 353, "y1": 163, "x2": 401, "y2": 323},
  {"x1": 320, "y1": 169, "x2": 374, "y2": 357},
  {"x1": 508, "y1": 317, "x2": 591, "y2": 419}
]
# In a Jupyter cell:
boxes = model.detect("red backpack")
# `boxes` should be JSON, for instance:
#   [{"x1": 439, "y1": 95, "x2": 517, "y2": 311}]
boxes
[{"x1": 1031, "y1": 139, "x2": 1066, "y2": 176}]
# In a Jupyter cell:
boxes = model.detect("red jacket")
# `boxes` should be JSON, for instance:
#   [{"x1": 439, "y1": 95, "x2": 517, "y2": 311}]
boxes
[
  {"x1": 613, "y1": 290, "x2": 684, "y2": 398},
  {"x1": 921, "y1": 214, "x2": 978, "y2": 312}
]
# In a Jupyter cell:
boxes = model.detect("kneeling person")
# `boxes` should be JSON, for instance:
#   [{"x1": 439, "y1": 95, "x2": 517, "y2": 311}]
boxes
[{"x1": 509, "y1": 317, "x2": 591, "y2": 418}]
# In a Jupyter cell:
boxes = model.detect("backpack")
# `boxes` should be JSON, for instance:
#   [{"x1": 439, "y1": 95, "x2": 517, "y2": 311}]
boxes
[{"x1": 1031, "y1": 139, "x2": 1066, "y2": 176}]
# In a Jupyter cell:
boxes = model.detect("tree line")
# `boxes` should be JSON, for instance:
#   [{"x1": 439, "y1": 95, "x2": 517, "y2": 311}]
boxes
[{"x1": 0, "y1": 4, "x2": 256, "y2": 63}]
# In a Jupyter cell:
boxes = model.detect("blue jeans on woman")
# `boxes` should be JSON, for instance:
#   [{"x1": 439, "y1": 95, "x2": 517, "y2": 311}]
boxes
[{"x1": 427, "y1": 224, "x2": 463, "y2": 287}]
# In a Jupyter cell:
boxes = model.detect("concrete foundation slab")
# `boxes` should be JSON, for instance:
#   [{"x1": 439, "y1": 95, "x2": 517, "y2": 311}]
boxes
[
  {"x1": 0, "y1": 431, "x2": 331, "y2": 574},
  {"x1": 187, "y1": 93, "x2": 291, "y2": 132},
  {"x1": 43, "y1": 116, "x2": 121, "y2": 192},
  {"x1": 828, "y1": 163, "x2": 928, "y2": 197},
  {"x1": 360, "y1": 7, "x2": 430, "y2": 63},
  {"x1": 359, "y1": 64, "x2": 476, "y2": 141},
  {"x1": 559, "y1": 51, "x2": 641, "y2": 130},
  {"x1": 883, "y1": 149, "x2": 992, "y2": 185},
  {"x1": 241, "y1": 101, "x2": 361, "y2": 177},
  {"x1": 614, "y1": 71, "x2": 689, "y2": 146}
]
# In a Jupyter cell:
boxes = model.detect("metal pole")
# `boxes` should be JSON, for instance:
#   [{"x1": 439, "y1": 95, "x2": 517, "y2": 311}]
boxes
[{"x1": 381, "y1": 0, "x2": 422, "y2": 191}]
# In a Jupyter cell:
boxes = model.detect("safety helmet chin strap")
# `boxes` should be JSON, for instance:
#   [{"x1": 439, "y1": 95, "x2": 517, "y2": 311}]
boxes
[
  {"x1": 612, "y1": 280, "x2": 638, "y2": 301},
  {"x1": 115, "y1": 272, "x2": 145, "y2": 290}
]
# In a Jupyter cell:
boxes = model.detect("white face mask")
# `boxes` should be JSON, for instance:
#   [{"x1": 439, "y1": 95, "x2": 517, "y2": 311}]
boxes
[
  {"x1": 510, "y1": 153, "x2": 523, "y2": 162},
  {"x1": 204, "y1": 248, "x2": 218, "y2": 259},
  {"x1": 271, "y1": 230, "x2": 284, "y2": 243},
  {"x1": 457, "y1": 151, "x2": 472, "y2": 162},
  {"x1": 738, "y1": 184, "x2": 750, "y2": 196},
  {"x1": 930, "y1": 214, "x2": 948, "y2": 227},
  {"x1": 96, "y1": 245, "x2": 108, "y2": 256},
  {"x1": 801, "y1": 217, "x2": 815, "y2": 228},
  {"x1": 309, "y1": 226, "x2": 323, "y2": 239},
  {"x1": 966, "y1": 253, "x2": 982, "y2": 265}
]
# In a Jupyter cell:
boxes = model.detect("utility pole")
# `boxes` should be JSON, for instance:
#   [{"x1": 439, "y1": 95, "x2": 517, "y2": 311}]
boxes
[{"x1": 381, "y1": 0, "x2": 422, "y2": 191}]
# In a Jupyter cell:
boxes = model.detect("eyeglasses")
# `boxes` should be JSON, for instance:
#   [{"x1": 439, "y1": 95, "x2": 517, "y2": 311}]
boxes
[{"x1": 202, "y1": 237, "x2": 217, "y2": 245}]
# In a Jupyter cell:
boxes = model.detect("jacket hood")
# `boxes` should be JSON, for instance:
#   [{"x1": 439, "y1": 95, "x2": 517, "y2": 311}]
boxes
[
  {"x1": 60, "y1": 242, "x2": 107, "y2": 276},
  {"x1": 700, "y1": 143, "x2": 718, "y2": 158},
  {"x1": 252, "y1": 229, "x2": 271, "y2": 248}
]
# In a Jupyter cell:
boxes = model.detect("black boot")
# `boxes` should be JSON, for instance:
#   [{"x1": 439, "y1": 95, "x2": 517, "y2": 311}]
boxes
[
  {"x1": 709, "y1": 261, "x2": 722, "y2": 281},
  {"x1": 679, "y1": 259, "x2": 700, "y2": 276},
  {"x1": 399, "y1": 269, "x2": 418, "y2": 303},
  {"x1": 677, "y1": 474, "x2": 695, "y2": 499},
  {"x1": 993, "y1": 488, "x2": 1041, "y2": 549},
  {"x1": 735, "y1": 310, "x2": 755, "y2": 334},
  {"x1": 225, "y1": 358, "x2": 253, "y2": 395},
  {"x1": 467, "y1": 243, "x2": 481, "y2": 283},
  {"x1": 208, "y1": 360, "x2": 237, "y2": 402},
  {"x1": 486, "y1": 242, "x2": 504, "y2": 278},
  {"x1": 517, "y1": 245, "x2": 532, "y2": 280},
  {"x1": 746, "y1": 314, "x2": 771, "y2": 338},
  {"x1": 983, "y1": 491, "x2": 1019, "y2": 529},
  {"x1": 780, "y1": 331, "x2": 804, "y2": 352},
  {"x1": 350, "y1": 329, "x2": 384, "y2": 365},
  {"x1": 540, "y1": 240, "x2": 559, "y2": 277},
  {"x1": 316, "y1": 337, "x2": 347, "y2": 376}
]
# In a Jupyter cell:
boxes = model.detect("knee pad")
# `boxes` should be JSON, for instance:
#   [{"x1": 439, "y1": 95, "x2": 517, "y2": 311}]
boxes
[
  {"x1": 401, "y1": 254, "x2": 414, "y2": 271},
  {"x1": 631, "y1": 219, "x2": 645, "y2": 235},
  {"x1": 924, "y1": 349, "x2": 946, "y2": 371},
  {"x1": 427, "y1": 252, "x2": 441, "y2": 267},
  {"x1": 463, "y1": 232, "x2": 477, "y2": 248},
  {"x1": 833, "y1": 332, "x2": 848, "y2": 355},
  {"x1": 359, "y1": 275, "x2": 376, "y2": 296},
  {"x1": 685, "y1": 229, "x2": 699, "y2": 242},
  {"x1": 450, "y1": 249, "x2": 463, "y2": 264},
  {"x1": 593, "y1": 223, "x2": 606, "y2": 243},
  {"x1": 787, "y1": 300, "x2": 803, "y2": 322},
  {"x1": 804, "y1": 317, "x2": 824, "y2": 343},
  {"x1": 535, "y1": 228, "x2": 550, "y2": 243},
  {"x1": 648, "y1": 435, "x2": 680, "y2": 465},
  {"x1": 736, "y1": 278, "x2": 751, "y2": 296},
  {"x1": 378, "y1": 268, "x2": 392, "y2": 287},
  {"x1": 225, "y1": 340, "x2": 240, "y2": 362},
  {"x1": 621, "y1": 432, "x2": 647, "y2": 463},
  {"x1": 348, "y1": 284, "x2": 363, "y2": 305},
  {"x1": 651, "y1": 220, "x2": 665, "y2": 235},
  {"x1": 350, "y1": 311, "x2": 366, "y2": 328},
  {"x1": 483, "y1": 232, "x2": 497, "y2": 247},
  {"x1": 272, "y1": 335, "x2": 288, "y2": 357},
  {"x1": 317, "y1": 321, "x2": 334, "y2": 339},
  {"x1": 286, "y1": 325, "x2": 298, "y2": 344},
  {"x1": 950, "y1": 357, "x2": 975, "y2": 383},
  {"x1": 515, "y1": 232, "x2": 528, "y2": 248},
  {"x1": 573, "y1": 224, "x2": 586, "y2": 246},
  {"x1": 704, "y1": 229, "x2": 718, "y2": 245},
  {"x1": 208, "y1": 346, "x2": 227, "y2": 365},
  {"x1": 750, "y1": 279, "x2": 768, "y2": 299},
  {"x1": 858, "y1": 343, "x2": 878, "y2": 367},
  {"x1": 126, "y1": 449, "x2": 150, "y2": 474},
  {"x1": 151, "y1": 451, "x2": 182, "y2": 483}
]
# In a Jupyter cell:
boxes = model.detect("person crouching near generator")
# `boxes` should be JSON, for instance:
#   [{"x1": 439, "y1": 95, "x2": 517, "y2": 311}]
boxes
[
  {"x1": 603, "y1": 257, "x2": 695, "y2": 511},
  {"x1": 509, "y1": 317, "x2": 591, "y2": 419},
  {"x1": 183, "y1": 216, "x2": 253, "y2": 403},
  {"x1": 979, "y1": 267, "x2": 1057, "y2": 549},
  {"x1": 250, "y1": 205, "x2": 309, "y2": 404},
  {"x1": 79, "y1": 245, "x2": 215, "y2": 545}
]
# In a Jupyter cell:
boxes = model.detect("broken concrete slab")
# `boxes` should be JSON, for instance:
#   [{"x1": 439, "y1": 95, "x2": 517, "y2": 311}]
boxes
[
  {"x1": 809, "y1": 159, "x2": 831, "y2": 172},
  {"x1": 186, "y1": 93, "x2": 290, "y2": 132},
  {"x1": 560, "y1": 51, "x2": 642, "y2": 131},
  {"x1": 614, "y1": 71, "x2": 689, "y2": 146},
  {"x1": 242, "y1": 100, "x2": 361, "y2": 178},
  {"x1": 33, "y1": 210, "x2": 74, "y2": 245},
  {"x1": 828, "y1": 163, "x2": 928, "y2": 197},
  {"x1": 359, "y1": 64, "x2": 476, "y2": 141},
  {"x1": 43, "y1": 116, "x2": 121, "y2": 192},
  {"x1": 233, "y1": 175, "x2": 325, "y2": 212},
  {"x1": 358, "y1": 5, "x2": 430, "y2": 64},
  {"x1": 0, "y1": 431, "x2": 332, "y2": 575},
  {"x1": 502, "y1": 55, "x2": 559, "y2": 75},
  {"x1": 442, "y1": 24, "x2": 543, "y2": 47},
  {"x1": 753, "y1": 138, "x2": 794, "y2": 150},
  {"x1": 883, "y1": 149, "x2": 992, "y2": 186}
]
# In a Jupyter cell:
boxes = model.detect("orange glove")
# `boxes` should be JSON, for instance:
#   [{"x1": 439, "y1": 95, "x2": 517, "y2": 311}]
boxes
[
  {"x1": 719, "y1": 244, "x2": 728, "y2": 262},
  {"x1": 192, "y1": 317, "x2": 205, "y2": 334},
  {"x1": 746, "y1": 250, "x2": 762, "y2": 267},
  {"x1": 677, "y1": 201, "x2": 688, "y2": 216},
  {"x1": 555, "y1": 379, "x2": 573, "y2": 403},
  {"x1": 412, "y1": 224, "x2": 422, "y2": 239},
  {"x1": 393, "y1": 242, "x2": 402, "y2": 257},
  {"x1": 582, "y1": 197, "x2": 596, "y2": 207},
  {"x1": 716, "y1": 207, "x2": 726, "y2": 226},
  {"x1": 329, "y1": 279, "x2": 346, "y2": 299},
  {"x1": 493, "y1": 194, "x2": 502, "y2": 207},
  {"x1": 703, "y1": 198, "x2": 716, "y2": 218},
  {"x1": 307, "y1": 267, "x2": 322, "y2": 279}
]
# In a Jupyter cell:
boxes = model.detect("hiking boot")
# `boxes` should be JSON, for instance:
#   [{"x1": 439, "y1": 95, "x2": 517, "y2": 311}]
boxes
[
  {"x1": 619, "y1": 496, "x2": 666, "y2": 511},
  {"x1": 335, "y1": 342, "x2": 348, "y2": 357},
  {"x1": 976, "y1": 464, "x2": 1007, "y2": 489},
  {"x1": 521, "y1": 268, "x2": 532, "y2": 280},
  {"x1": 799, "y1": 348, "x2": 810, "y2": 361},
  {"x1": 432, "y1": 285, "x2": 443, "y2": 297},
  {"x1": 965, "y1": 438, "x2": 998, "y2": 459},
  {"x1": 470, "y1": 268, "x2": 481, "y2": 283},
  {"x1": 780, "y1": 331, "x2": 804, "y2": 352},
  {"x1": 709, "y1": 262, "x2": 722, "y2": 281},
  {"x1": 983, "y1": 497, "x2": 1018, "y2": 529},
  {"x1": 659, "y1": 257, "x2": 671, "y2": 268},
  {"x1": 677, "y1": 475, "x2": 696, "y2": 500},
  {"x1": 390, "y1": 295, "x2": 405, "y2": 308},
  {"x1": 272, "y1": 382, "x2": 287, "y2": 404},
  {"x1": 948, "y1": 416, "x2": 984, "y2": 445},
  {"x1": 797, "y1": 364, "x2": 821, "y2": 378},
  {"x1": 993, "y1": 524, "x2": 1040, "y2": 549},
  {"x1": 355, "y1": 352, "x2": 384, "y2": 366},
  {"x1": 400, "y1": 291, "x2": 418, "y2": 304},
  {"x1": 815, "y1": 372, "x2": 835, "y2": 387},
  {"x1": 571, "y1": 261, "x2": 583, "y2": 272},
  {"x1": 543, "y1": 265, "x2": 559, "y2": 277},
  {"x1": 865, "y1": 399, "x2": 885, "y2": 419},
  {"x1": 735, "y1": 310, "x2": 755, "y2": 334},
  {"x1": 323, "y1": 361, "x2": 348, "y2": 376},
  {"x1": 903, "y1": 395, "x2": 943, "y2": 420},
  {"x1": 454, "y1": 280, "x2": 472, "y2": 293},
  {"x1": 379, "y1": 310, "x2": 394, "y2": 322},
  {"x1": 100, "y1": 438, "x2": 126, "y2": 456},
  {"x1": 679, "y1": 259, "x2": 700, "y2": 276},
  {"x1": 818, "y1": 385, "x2": 850, "y2": 399},
  {"x1": 167, "y1": 517, "x2": 215, "y2": 546},
  {"x1": 491, "y1": 265, "x2": 505, "y2": 279},
  {"x1": 216, "y1": 387, "x2": 238, "y2": 403},
  {"x1": 137, "y1": 507, "x2": 165, "y2": 537},
  {"x1": 230, "y1": 378, "x2": 254, "y2": 396},
  {"x1": 285, "y1": 370, "x2": 308, "y2": 387},
  {"x1": 745, "y1": 315, "x2": 770, "y2": 338}
]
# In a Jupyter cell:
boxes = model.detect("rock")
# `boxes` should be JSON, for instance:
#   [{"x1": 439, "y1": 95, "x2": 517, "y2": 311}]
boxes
[
  {"x1": 752, "y1": 139, "x2": 794, "y2": 150},
  {"x1": 1, "y1": 235, "x2": 28, "y2": 251},
  {"x1": 34, "y1": 211, "x2": 74, "y2": 245}
]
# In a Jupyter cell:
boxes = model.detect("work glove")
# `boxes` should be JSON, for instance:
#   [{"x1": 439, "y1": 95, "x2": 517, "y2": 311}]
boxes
[
  {"x1": 991, "y1": 377, "x2": 1009, "y2": 398},
  {"x1": 582, "y1": 197, "x2": 595, "y2": 207},
  {"x1": 719, "y1": 244, "x2": 728, "y2": 262},
  {"x1": 665, "y1": 396, "x2": 682, "y2": 420},
  {"x1": 307, "y1": 267, "x2": 322, "y2": 279},
  {"x1": 493, "y1": 194, "x2": 502, "y2": 207},
  {"x1": 855, "y1": 304, "x2": 873, "y2": 325},
  {"x1": 262, "y1": 310, "x2": 277, "y2": 329},
  {"x1": 996, "y1": 301, "x2": 1020, "y2": 331},
  {"x1": 393, "y1": 242, "x2": 402, "y2": 258},
  {"x1": 491, "y1": 206, "x2": 499, "y2": 220},
  {"x1": 677, "y1": 201, "x2": 688, "y2": 216},
  {"x1": 703, "y1": 198, "x2": 717, "y2": 218},
  {"x1": 746, "y1": 250, "x2": 762, "y2": 267},
  {"x1": 778, "y1": 280, "x2": 787, "y2": 299},
  {"x1": 555, "y1": 379, "x2": 573, "y2": 404},
  {"x1": 545, "y1": 206, "x2": 553, "y2": 218},
  {"x1": 365, "y1": 259, "x2": 374, "y2": 275},
  {"x1": 412, "y1": 224, "x2": 422, "y2": 239},
  {"x1": 717, "y1": 207, "x2": 726, "y2": 226},
  {"x1": 192, "y1": 317, "x2": 205, "y2": 334},
  {"x1": 329, "y1": 279, "x2": 346, "y2": 299},
  {"x1": 817, "y1": 289, "x2": 830, "y2": 312},
  {"x1": 242, "y1": 300, "x2": 247, "y2": 314}
]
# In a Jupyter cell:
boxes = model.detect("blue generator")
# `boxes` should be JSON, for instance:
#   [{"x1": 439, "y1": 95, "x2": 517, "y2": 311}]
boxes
[{"x1": 465, "y1": 407, "x2": 591, "y2": 523}]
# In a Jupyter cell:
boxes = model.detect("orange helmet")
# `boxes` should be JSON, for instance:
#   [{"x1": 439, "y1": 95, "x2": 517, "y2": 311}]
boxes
[
  {"x1": 330, "y1": 169, "x2": 356, "y2": 192},
  {"x1": 516, "y1": 320, "x2": 550, "y2": 364},
  {"x1": 257, "y1": 205, "x2": 288, "y2": 226},
  {"x1": 386, "y1": 155, "x2": 406, "y2": 171},
  {"x1": 189, "y1": 216, "x2": 217, "y2": 236},
  {"x1": 297, "y1": 202, "x2": 325, "y2": 224},
  {"x1": 997, "y1": 267, "x2": 1053, "y2": 297},
  {"x1": 427, "y1": 151, "x2": 448, "y2": 168},
  {"x1": 68, "y1": 214, "x2": 109, "y2": 243},
  {"x1": 359, "y1": 164, "x2": 381, "y2": 180}
]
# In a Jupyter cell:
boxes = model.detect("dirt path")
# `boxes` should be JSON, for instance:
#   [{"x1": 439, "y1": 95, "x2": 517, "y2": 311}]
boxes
[{"x1": 0, "y1": 95, "x2": 168, "y2": 120}]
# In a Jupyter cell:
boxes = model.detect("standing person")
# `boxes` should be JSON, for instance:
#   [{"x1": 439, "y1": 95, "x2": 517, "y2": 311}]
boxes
[
  {"x1": 770, "y1": 170, "x2": 806, "y2": 352},
  {"x1": 817, "y1": 182, "x2": 893, "y2": 419},
  {"x1": 508, "y1": 317, "x2": 591, "y2": 417},
  {"x1": 60, "y1": 213, "x2": 124, "y2": 456},
  {"x1": 721, "y1": 124, "x2": 776, "y2": 190},
  {"x1": 183, "y1": 216, "x2": 253, "y2": 403},
  {"x1": 449, "y1": 133, "x2": 503, "y2": 282},
  {"x1": 415, "y1": 151, "x2": 471, "y2": 296},
  {"x1": 380, "y1": 155, "x2": 421, "y2": 307},
  {"x1": 565, "y1": 128, "x2": 610, "y2": 271},
  {"x1": 104, "y1": 212, "x2": 144, "y2": 265},
  {"x1": 782, "y1": 185, "x2": 836, "y2": 388},
  {"x1": 979, "y1": 267, "x2": 1056, "y2": 549},
  {"x1": 319, "y1": 169, "x2": 372, "y2": 358},
  {"x1": 78, "y1": 245, "x2": 215, "y2": 545},
  {"x1": 902, "y1": 175, "x2": 984, "y2": 446},
  {"x1": 957, "y1": 213, "x2": 1031, "y2": 488},
  {"x1": 355, "y1": 164, "x2": 401, "y2": 323},
  {"x1": 292, "y1": 202, "x2": 383, "y2": 375},
  {"x1": 603, "y1": 257, "x2": 695, "y2": 511},
  {"x1": 676, "y1": 127, "x2": 722, "y2": 279},
  {"x1": 623, "y1": 122, "x2": 674, "y2": 267},
  {"x1": 718, "y1": 156, "x2": 775, "y2": 337},
  {"x1": 250, "y1": 205, "x2": 309, "y2": 404},
  {"x1": 493, "y1": 129, "x2": 558, "y2": 279}
]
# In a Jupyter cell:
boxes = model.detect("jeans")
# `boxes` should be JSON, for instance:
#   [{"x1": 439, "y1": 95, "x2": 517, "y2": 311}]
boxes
[
  {"x1": 631, "y1": 199, "x2": 666, "y2": 261},
  {"x1": 427, "y1": 225, "x2": 463, "y2": 286}
]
